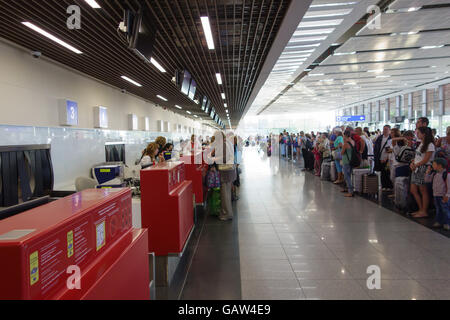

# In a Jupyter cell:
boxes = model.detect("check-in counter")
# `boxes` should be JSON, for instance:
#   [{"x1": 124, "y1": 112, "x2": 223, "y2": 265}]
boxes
[
  {"x1": 140, "y1": 161, "x2": 194, "y2": 286},
  {"x1": 180, "y1": 152, "x2": 208, "y2": 206},
  {"x1": 0, "y1": 188, "x2": 150, "y2": 300}
]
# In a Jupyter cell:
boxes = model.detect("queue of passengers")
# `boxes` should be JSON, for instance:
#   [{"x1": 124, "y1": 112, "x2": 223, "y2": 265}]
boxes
[
  {"x1": 273, "y1": 117, "x2": 450, "y2": 230},
  {"x1": 138, "y1": 133, "x2": 243, "y2": 222}
]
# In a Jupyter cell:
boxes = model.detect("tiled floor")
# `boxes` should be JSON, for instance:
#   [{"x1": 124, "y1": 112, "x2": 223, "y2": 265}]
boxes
[
  {"x1": 237, "y1": 147, "x2": 450, "y2": 300},
  {"x1": 180, "y1": 147, "x2": 450, "y2": 300}
]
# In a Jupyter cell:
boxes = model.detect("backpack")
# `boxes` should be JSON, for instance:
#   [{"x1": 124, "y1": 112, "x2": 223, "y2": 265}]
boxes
[
  {"x1": 395, "y1": 146, "x2": 416, "y2": 164},
  {"x1": 346, "y1": 142, "x2": 361, "y2": 168},
  {"x1": 306, "y1": 139, "x2": 313, "y2": 151}
]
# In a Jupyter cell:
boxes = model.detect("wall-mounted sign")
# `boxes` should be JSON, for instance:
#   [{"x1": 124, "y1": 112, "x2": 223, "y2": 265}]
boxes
[
  {"x1": 128, "y1": 114, "x2": 138, "y2": 131},
  {"x1": 94, "y1": 106, "x2": 108, "y2": 128},
  {"x1": 144, "y1": 117, "x2": 150, "y2": 131},
  {"x1": 157, "y1": 120, "x2": 164, "y2": 132},
  {"x1": 336, "y1": 115, "x2": 366, "y2": 122},
  {"x1": 59, "y1": 99, "x2": 78, "y2": 126}
]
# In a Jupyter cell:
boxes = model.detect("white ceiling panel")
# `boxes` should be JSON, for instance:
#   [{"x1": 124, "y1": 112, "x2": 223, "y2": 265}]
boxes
[
  {"x1": 334, "y1": 30, "x2": 450, "y2": 53},
  {"x1": 389, "y1": 0, "x2": 450, "y2": 10},
  {"x1": 322, "y1": 46, "x2": 450, "y2": 65},
  {"x1": 314, "y1": 58, "x2": 450, "y2": 73},
  {"x1": 358, "y1": 8, "x2": 450, "y2": 36}
]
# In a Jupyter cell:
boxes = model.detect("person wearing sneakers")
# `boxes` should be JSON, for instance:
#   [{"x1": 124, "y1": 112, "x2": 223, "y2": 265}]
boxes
[{"x1": 425, "y1": 158, "x2": 450, "y2": 230}]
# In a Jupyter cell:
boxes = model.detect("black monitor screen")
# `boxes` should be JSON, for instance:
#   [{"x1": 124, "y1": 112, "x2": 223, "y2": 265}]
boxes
[
  {"x1": 188, "y1": 79, "x2": 197, "y2": 100},
  {"x1": 181, "y1": 70, "x2": 191, "y2": 95},
  {"x1": 205, "y1": 100, "x2": 211, "y2": 113},
  {"x1": 202, "y1": 96, "x2": 208, "y2": 111}
]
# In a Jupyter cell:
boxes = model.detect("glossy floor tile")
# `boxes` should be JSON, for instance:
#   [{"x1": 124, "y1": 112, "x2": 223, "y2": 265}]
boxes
[{"x1": 180, "y1": 147, "x2": 450, "y2": 300}]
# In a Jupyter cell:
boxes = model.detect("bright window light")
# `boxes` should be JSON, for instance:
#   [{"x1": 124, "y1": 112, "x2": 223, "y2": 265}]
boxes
[
  {"x1": 200, "y1": 16, "x2": 215, "y2": 50},
  {"x1": 279, "y1": 54, "x2": 311, "y2": 59},
  {"x1": 175, "y1": 105, "x2": 182, "y2": 109},
  {"x1": 368, "y1": 69, "x2": 384, "y2": 73},
  {"x1": 287, "y1": 43, "x2": 321, "y2": 49},
  {"x1": 157, "y1": 95, "x2": 168, "y2": 101},
  {"x1": 376, "y1": 75, "x2": 391, "y2": 78},
  {"x1": 22, "y1": 22, "x2": 82, "y2": 54},
  {"x1": 221, "y1": 93, "x2": 226, "y2": 99},
  {"x1": 216, "y1": 73, "x2": 223, "y2": 85},
  {"x1": 293, "y1": 28, "x2": 335, "y2": 36},
  {"x1": 309, "y1": 73, "x2": 325, "y2": 76},
  {"x1": 150, "y1": 57, "x2": 166, "y2": 73},
  {"x1": 85, "y1": 0, "x2": 101, "y2": 8},
  {"x1": 298, "y1": 19, "x2": 344, "y2": 28},
  {"x1": 121, "y1": 76, "x2": 142, "y2": 87}
]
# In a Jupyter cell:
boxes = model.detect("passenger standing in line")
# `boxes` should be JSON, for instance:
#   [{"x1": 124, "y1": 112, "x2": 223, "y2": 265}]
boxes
[
  {"x1": 374, "y1": 125, "x2": 393, "y2": 190},
  {"x1": 435, "y1": 126, "x2": 450, "y2": 169},
  {"x1": 341, "y1": 130, "x2": 356, "y2": 197},
  {"x1": 333, "y1": 129, "x2": 345, "y2": 184},
  {"x1": 410, "y1": 127, "x2": 435, "y2": 218},
  {"x1": 425, "y1": 158, "x2": 450, "y2": 230},
  {"x1": 388, "y1": 128, "x2": 402, "y2": 187}
]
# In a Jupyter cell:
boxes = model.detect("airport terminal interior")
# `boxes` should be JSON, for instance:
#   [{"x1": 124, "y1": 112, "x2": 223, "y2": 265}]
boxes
[{"x1": 1, "y1": 0, "x2": 450, "y2": 301}]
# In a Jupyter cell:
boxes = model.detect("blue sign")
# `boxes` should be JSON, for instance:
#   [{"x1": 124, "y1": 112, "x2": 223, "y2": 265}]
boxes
[
  {"x1": 66, "y1": 100, "x2": 78, "y2": 126},
  {"x1": 336, "y1": 115, "x2": 366, "y2": 122}
]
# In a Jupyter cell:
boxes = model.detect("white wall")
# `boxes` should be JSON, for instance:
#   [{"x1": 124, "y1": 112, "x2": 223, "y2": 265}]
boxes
[
  {"x1": 0, "y1": 40, "x2": 201, "y2": 131},
  {"x1": 0, "y1": 39, "x2": 213, "y2": 190}
]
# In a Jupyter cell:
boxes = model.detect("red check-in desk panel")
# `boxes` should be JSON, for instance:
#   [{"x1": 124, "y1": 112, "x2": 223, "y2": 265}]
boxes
[
  {"x1": 140, "y1": 161, "x2": 194, "y2": 256},
  {"x1": 180, "y1": 152, "x2": 208, "y2": 204},
  {"x1": 0, "y1": 189, "x2": 149, "y2": 300}
]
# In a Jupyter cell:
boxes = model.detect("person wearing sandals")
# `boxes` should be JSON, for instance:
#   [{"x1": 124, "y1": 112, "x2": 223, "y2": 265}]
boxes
[
  {"x1": 341, "y1": 130, "x2": 356, "y2": 197},
  {"x1": 410, "y1": 127, "x2": 435, "y2": 218}
]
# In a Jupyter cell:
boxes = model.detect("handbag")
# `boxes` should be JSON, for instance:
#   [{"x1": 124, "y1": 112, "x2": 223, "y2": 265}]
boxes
[{"x1": 333, "y1": 149, "x2": 342, "y2": 161}]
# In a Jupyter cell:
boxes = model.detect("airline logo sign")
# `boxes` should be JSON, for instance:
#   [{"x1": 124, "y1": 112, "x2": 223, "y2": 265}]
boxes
[{"x1": 336, "y1": 115, "x2": 366, "y2": 122}]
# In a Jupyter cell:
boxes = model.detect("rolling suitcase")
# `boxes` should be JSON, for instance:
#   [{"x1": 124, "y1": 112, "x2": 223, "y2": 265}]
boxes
[
  {"x1": 321, "y1": 161, "x2": 331, "y2": 181},
  {"x1": 363, "y1": 173, "x2": 379, "y2": 194},
  {"x1": 394, "y1": 176, "x2": 410, "y2": 211},
  {"x1": 352, "y1": 168, "x2": 370, "y2": 193},
  {"x1": 330, "y1": 161, "x2": 337, "y2": 182}
]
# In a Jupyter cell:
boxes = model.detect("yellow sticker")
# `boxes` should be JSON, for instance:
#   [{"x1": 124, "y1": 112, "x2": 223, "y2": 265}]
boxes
[
  {"x1": 101, "y1": 187, "x2": 112, "y2": 189},
  {"x1": 96, "y1": 221, "x2": 106, "y2": 251},
  {"x1": 100, "y1": 169, "x2": 111, "y2": 173},
  {"x1": 67, "y1": 230, "x2": 74, "y2": 258},
  {"x1": 29, "y1": 251, "x2": 39, "y2": 286}
]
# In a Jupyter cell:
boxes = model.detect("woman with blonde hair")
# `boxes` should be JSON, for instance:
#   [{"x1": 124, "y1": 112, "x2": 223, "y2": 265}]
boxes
[{"x1": 140, "y1": 142, "x2": 164, "y2": 168}]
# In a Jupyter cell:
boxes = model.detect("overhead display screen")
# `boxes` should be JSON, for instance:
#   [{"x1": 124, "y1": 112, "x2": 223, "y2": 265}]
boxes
[
  {"x1": 188, "y1": 79, "x2": 197, "y2": 100},
  {"x1": 202, "y1": 96, "x2": 208, "y2": 111},
  {"x1": 181, "y1": 70, "x2": 191, "y2": 95}
]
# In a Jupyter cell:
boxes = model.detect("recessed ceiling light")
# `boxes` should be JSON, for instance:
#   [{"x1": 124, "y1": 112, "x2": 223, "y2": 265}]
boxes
[
  {"x1": 304, "y1": 8, "x2": 353, "y2": 19},
  {"x1": 121, "y1": 76, "x2": 142, "y2": 87},
  {"x1": 157, "y1": 95, "x2": 168, "y2": 101},
  {"x1": 216, "y1": 73, "x2": 223, "y2": 85},
  {"x1": 298, "y1": 19, "x2": 344, "y2": 28},
  {"x1": 420, "y1": 45, "x2": 444, "y2": 49},
  {"x1": 376, "y1": 75, "x2": 391, "y2": 78},
  {"x1": 224, "y1": 103, "x2": 228, "y2": 108},
  {"x1": 293, "y1": 28, "x2": 335, "y2": 36},
  {"x1": 22, "y1": 22, "x2": 83, "y2": 54},
  {"x1": 289, "y1": 36, "x2": 328, "y2": 43},
  {"x1": 368, "y1": 69, "x2": 384, "y2": 73},
  {"x1": 194, "y1": 115, "x2": 198, "y2": 118},
  {"x1": 200, "y1": 16, "x2": 215, "y2": 50},
  {"x1": 186, "y1": 111, "x2": 192, "y2": 114},
  {"x1": 309, "y1": 73, "x2": 325, "y2": 76},
  {"x1": 310, "y1": 2, "x2": 357, "y2": 7},
  {"x1": 221, "y1": 93, "x2": 226, "y2": 99},
  {"x1": 150, "y1": 57, "x2": 166, "y2": 73},
  {"x1": 279, "y1": 54, "x2": 311, "y2": 59},
  {"x1": 334, "y1": 51, "x2": 356, "y2": 56},
  {"x1": 287, "y1": 43, "x2": 321, "y2": 49},
  {"x1": 85, "y1": 0, "x2": 101, "y2": 8},
  {"x1": 175, "y1": 105, "x2": 182, "y2": 109},
  {"x1": 408, "y1": 7, "x2": 420, "y2": 12}
]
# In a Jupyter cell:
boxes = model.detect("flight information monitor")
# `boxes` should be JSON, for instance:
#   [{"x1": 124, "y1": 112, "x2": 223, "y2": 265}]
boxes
[
  {"x1": 181, "y1": 70, "x2": 191, "y2": 95},
  {"x1": 188, "y1": 79, "x2": 197, "y2": 100}
]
